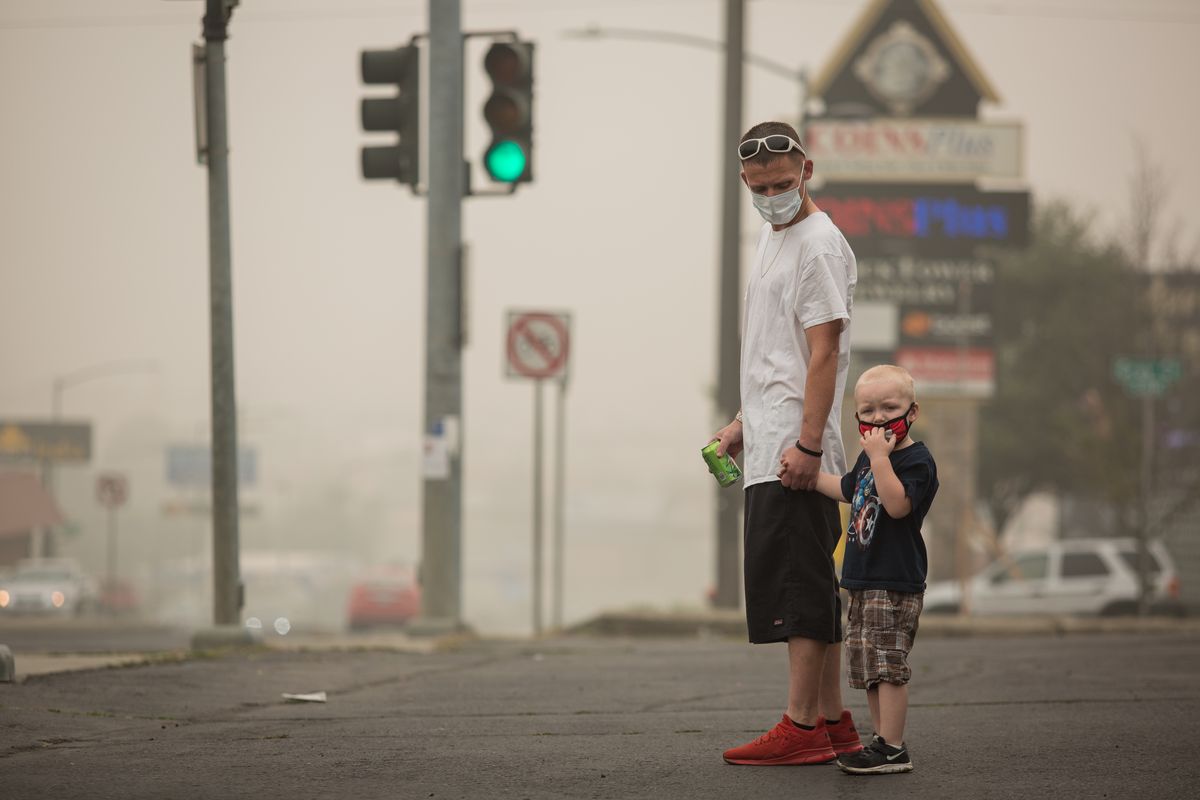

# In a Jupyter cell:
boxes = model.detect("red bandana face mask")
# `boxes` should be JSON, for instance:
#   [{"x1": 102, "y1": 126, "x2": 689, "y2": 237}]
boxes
[{"x1": 856, "y1": 403, "x2": 915, "y2": 444}]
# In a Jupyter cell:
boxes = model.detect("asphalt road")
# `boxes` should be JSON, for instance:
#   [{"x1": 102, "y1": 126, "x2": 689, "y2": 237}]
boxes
[{"x1": 2, "y1": 631, "x2": 1197, "y2": 799}]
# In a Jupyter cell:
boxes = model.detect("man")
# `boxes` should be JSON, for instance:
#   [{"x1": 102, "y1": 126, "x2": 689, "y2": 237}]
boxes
[{"x1": 711, "y1": 121, "x2": 861, "y2": 765}]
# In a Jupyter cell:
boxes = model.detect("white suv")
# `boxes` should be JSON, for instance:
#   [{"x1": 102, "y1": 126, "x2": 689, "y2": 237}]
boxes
[{"x1": 923, "y1": 538, "x2": 1183, "y2": 616}]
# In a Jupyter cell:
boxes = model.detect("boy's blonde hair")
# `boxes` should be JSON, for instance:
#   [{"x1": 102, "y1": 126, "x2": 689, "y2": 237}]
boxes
[{"x1": 855, "y1": 364, "x2": 916, "y2": 402}]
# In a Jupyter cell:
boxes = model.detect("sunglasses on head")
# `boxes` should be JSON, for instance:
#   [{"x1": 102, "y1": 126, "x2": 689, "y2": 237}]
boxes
[{"x1": 738, "y1": 134, "x2": 806, "y2": 161}]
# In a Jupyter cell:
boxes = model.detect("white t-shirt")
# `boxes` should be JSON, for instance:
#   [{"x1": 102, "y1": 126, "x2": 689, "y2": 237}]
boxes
[{"x1": 740, "y1": 211, "x2": 857, "y2": 488}]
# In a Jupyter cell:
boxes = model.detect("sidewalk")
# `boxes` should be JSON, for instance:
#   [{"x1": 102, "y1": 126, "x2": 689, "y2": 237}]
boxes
[{"x1": 2, "y1": 629, "x2": 1198, "y2": 798}]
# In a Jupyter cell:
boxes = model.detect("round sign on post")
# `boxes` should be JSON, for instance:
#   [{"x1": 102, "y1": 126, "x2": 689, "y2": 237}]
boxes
[
  {"x1": 96, "y1": 473, "x2": 129, "y2": 509},
  {"x1": 506, "y1": 311, "x2": 571, "y2": 381}
]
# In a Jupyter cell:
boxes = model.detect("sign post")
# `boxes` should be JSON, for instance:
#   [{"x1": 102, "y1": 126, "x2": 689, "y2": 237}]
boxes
[
  {"x1": 506, "y1": 310, "x2": 571, "y2": 635},
  {"x1": 1114, "y1": 357, "x2": 1183, "y2": 615},
  {"x1": 96, "y1": 472, "x2": 129, "y2": 606}
]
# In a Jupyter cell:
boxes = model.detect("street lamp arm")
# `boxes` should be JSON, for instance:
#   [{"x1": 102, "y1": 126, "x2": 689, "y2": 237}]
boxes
[
  {"x1": 53, "y1": 358, "x2": 160, "y2": 418},
  {"x1": 55, "y1": 359, "x2": 160, "y2": 392},
  {"x1": 563, "y1": 25, "x2": 803, "y2": 83}
]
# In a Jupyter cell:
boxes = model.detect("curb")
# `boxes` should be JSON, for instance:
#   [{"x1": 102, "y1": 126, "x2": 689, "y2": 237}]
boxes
[{"x1": 0, "y1": 629, "x2": 475, "y2": 682}]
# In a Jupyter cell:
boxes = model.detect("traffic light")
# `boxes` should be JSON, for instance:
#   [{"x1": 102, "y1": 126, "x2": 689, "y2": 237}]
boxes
[
  {"x1": 482, "y1": 41, "x2": 534, "y2": 183},
  {"x1": 360, "y1": 45, "x2": 420, "y2": 185}
]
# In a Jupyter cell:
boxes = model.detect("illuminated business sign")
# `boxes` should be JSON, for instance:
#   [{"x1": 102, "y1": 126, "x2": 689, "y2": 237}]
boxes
[
  {"x1": 899, "y1": 308, "x2": 992, "y2": 347},
  {"x1": 806, "y1": 119, "x2": 1023, "y2": 182},
  {"x1": 896, "y1": 346, "x2": 995, "y2": 398},
  {"x1": 819, "y1": 185, "x2": 1029, "y2": 256},
  {"x1": 822, "y1": 194, "x2": 1019, "y2": 240}
]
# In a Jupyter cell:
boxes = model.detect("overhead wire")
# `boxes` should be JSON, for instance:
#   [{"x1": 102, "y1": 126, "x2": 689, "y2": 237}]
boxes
[{"x1": 2, "y1": 0, "x2": 1200, "y2": 31}]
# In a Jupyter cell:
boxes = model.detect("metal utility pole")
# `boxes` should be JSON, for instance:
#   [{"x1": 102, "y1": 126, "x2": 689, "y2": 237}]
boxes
[
  {"x1": 416, "y1": 0, "x2": 465, "y2": 632},
  {"x1": 713, "y1": 0, "x2": 744, "y2": 610},
  {"x1": 203, "y1": 0, "x2": 243, "y2": 628}
]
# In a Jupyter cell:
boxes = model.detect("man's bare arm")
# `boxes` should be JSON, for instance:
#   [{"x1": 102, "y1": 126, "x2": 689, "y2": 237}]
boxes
[{"x1": 799, "y1": 320, "x2": 841, "y2": 451}]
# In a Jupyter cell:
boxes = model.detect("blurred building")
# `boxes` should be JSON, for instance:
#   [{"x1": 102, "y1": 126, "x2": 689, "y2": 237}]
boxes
[{"x1": 0, "y1": 470, "x2": 64, "y2": 567}]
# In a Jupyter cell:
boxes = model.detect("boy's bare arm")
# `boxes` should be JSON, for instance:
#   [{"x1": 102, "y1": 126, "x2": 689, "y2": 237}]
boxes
[
  {"x1": 869, "y1": 455, "x2": 912, "y2": 518},
  {"x1": 815, "y1": 472, "x2": 848, "y2": 503}
]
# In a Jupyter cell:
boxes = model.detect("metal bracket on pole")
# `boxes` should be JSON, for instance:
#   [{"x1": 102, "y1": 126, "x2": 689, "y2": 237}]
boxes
[
  {"x1": 464, "y1": 29, "x2": 520, "y2": 42},
  {"x1": 192, "y1": 42, "x2": 208, "y2": 165}
]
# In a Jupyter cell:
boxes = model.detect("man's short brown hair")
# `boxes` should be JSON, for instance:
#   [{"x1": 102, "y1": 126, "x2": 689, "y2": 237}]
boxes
[{"x1": 739, "y1": 121, "x2": 806, "y2": 167}]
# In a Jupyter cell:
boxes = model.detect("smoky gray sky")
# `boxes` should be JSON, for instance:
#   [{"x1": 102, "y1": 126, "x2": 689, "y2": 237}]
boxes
[{"x1": 2, "y1": 0, "x2": 1198, "y2": 633}]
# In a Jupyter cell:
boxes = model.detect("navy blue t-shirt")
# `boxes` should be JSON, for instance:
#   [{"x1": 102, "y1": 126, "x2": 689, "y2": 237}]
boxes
[{"x1": 839, "y1": 441, "x2": 938, "y2": 593}]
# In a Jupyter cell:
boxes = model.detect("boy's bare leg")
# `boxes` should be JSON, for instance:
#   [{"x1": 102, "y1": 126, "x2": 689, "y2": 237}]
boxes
[
  {"x1": 866, "y1": 685, "x2": 881, "y2": 736},
  {"x1": 818, "y1": 641, "x2": 845, "y2": 721},
  {"x1": 877, "y1": 682, "x2": 908, "y2": 744},
  {"x1": 785, "y1": 636, "x2": 827, "y2": 725}
]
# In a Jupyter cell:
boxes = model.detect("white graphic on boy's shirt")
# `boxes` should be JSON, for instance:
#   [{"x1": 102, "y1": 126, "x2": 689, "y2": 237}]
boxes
[{"x1": 849, "y1": 467, "x2": 880, "y2": 550}]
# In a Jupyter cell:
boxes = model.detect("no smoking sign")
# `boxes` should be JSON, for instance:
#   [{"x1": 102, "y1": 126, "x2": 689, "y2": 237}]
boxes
[{"x1": 506, "y1": 311, "x2": 571, "y2": 381}]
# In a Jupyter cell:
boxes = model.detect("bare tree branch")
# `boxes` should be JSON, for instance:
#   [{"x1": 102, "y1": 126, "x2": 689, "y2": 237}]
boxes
[{"x1": 1126, "y1": 132, "x2": 1172, "y2": 271}]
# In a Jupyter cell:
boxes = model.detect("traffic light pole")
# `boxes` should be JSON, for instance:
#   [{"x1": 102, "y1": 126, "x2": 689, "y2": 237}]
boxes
[
  {"x1": 190, "y1": 0, "x2": 253, "y2": 650},
  {"x1": 713, "y1": 0, "x2": 744, "y2": 610},
  {"x1": 203, "y1": 0, "x2": 243, "y2": 629},
  {"x1": 412, "y1": 0, "x2": 465, "y2": 634}
]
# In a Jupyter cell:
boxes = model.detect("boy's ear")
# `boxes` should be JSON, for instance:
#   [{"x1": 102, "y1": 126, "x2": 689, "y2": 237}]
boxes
[{"x1": 908, "y1": 402, "x2": 919, "y2": 421}]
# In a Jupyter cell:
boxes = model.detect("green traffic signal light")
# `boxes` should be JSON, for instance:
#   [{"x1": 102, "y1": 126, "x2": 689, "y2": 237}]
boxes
[
  {"x1": 484, "y1": 139, "x2": 528, "y2": 182},
  {"x1": 481, "y1": 40, "x2": 534, "y2": 185}
]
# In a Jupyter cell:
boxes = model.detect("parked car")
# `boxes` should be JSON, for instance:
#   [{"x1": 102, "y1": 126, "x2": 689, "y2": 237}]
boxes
[
  {"x1": 0, "y1": 558, "x2": 98, "y2": 616},
  {"x1": 347, "y1": 566, "x2": 421, "y2": 631},
  {"x1": 924, "y1": 538, "x2": 1183, "y2": 617}
]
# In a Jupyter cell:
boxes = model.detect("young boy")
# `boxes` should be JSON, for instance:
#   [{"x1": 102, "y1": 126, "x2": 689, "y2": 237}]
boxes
[{"x1": 814, "y1": 365, "x2": 939, "y2": 775}]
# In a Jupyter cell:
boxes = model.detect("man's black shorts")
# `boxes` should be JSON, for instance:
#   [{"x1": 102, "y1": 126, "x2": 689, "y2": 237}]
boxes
[{"x1": 743, "y1": 481, "x2": 842, "y2": 645}]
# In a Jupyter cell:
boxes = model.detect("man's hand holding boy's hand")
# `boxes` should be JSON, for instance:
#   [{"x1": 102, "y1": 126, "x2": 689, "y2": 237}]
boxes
[
  {"x1": 777, "y1": 445, "x2": 820, "y2": 491},
  {"x1": 861, "y1": 427, "x2": 896, "y2": 462}
]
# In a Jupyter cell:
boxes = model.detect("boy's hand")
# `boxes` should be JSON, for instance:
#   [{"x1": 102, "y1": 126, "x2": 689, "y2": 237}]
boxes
[
  {"x1": 712, "y1": 418, "x2": 743, "y2": 460},
  {"x1": 861, "y1": 427, "x2": 896, "y2": 461}
]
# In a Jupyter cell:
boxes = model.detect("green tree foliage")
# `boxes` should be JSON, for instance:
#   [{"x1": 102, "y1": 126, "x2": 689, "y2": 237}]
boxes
[{"x1": 979, "y1": 201, "x2": 1147, "y2": 534}]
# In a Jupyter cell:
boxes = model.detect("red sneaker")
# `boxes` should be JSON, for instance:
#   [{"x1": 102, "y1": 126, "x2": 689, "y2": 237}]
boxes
[
  {"x1": 723, "y1": 715, "x2": 838, "y2": 765},
  {"x1": 819, "y1": 709, "x2": 864, "y2": 755}
]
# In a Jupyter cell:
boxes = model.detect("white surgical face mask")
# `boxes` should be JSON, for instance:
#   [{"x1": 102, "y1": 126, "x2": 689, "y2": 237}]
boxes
[{"x1": 751, "y1": 183, "x2": 803, "y2": 225}]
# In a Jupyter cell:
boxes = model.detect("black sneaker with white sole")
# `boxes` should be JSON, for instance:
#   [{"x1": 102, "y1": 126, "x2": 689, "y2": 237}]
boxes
[{"x1": 836, "y1": 736, "x2": 913, "y2": 775}]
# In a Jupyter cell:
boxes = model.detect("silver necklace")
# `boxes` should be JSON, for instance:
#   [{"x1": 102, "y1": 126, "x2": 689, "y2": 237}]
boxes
[{"x1": 760, "y1": 225, "x2": 792, "y2": 277}]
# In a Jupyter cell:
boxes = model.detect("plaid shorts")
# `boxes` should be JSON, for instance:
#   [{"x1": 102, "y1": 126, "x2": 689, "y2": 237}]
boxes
[{"x1": 845, "y1": 589, "x2": 923, "y2": 689}]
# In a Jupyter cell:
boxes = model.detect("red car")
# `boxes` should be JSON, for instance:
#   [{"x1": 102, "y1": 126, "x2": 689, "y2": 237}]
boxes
[
  {"x1": 97, "y1": 578, "x2": 140, "y2": 616},
  {"x1": 347, "y1": 568, "x2": 421, "y2": 631}
]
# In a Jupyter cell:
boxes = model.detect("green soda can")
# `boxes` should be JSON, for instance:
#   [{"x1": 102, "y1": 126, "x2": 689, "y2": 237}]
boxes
[{"x1": 701, "y1": 440, "x2": 742, "y2": 487}]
